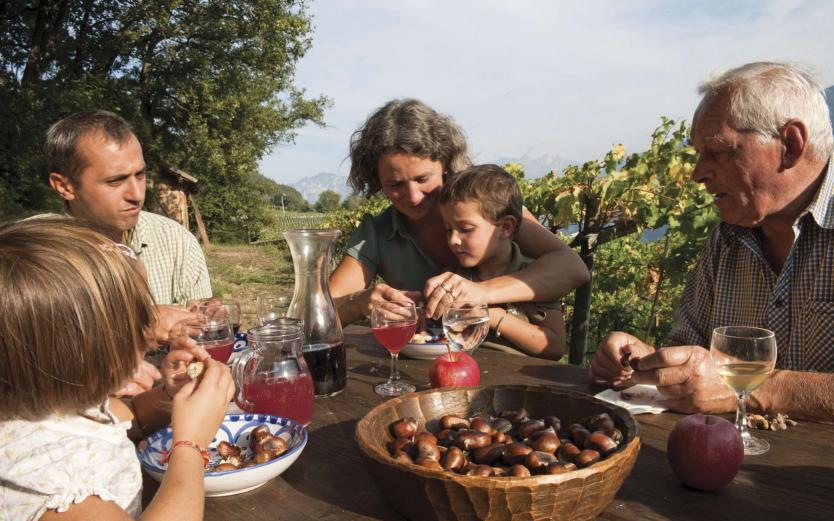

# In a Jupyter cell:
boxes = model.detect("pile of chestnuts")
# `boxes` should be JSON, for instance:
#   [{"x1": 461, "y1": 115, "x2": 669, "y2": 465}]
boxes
[
  {"x1": 386, "y1": 409, "x2": 625, "y2": 477},
  {"x1": 209, "y1": 424, "x2": 288, "y2": 472}
]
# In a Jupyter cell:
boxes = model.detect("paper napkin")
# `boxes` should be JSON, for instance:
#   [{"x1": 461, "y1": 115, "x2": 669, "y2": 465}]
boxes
[{"x1": 594, "y1": 384, "x2": 668, "y2": 415}]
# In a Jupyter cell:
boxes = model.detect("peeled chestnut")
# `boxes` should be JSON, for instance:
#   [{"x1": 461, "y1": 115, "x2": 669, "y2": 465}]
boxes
[
  {"x1": 216, "y1": 440, "x2": 242, "y2": 459},
  {"x1": 249, "y1": 425, "x2": 272, "y2": 450},
  {"x1": 390, "y1": 417, "x2": 418, "y2": 439}
]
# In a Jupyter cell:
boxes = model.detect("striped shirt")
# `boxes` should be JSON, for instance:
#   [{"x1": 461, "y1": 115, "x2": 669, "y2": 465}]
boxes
[
  {"x1": 127, "y1": 211, "x2": 212, "y2": 306},
  {"x1": 668, "y1": 157, "x2": 834, "y2": 372}
]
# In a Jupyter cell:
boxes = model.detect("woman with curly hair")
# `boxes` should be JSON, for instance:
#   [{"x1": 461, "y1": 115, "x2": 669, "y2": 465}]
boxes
[{"x1": 331, "y1": 98, "x2": 589, "y2": 326}]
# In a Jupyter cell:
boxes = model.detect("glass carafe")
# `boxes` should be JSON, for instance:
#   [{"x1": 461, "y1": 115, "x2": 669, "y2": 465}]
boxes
[
  {"x1": 233, "y1": 322, "x2": 314, "y2": 426},
  {"x1": 284, "y1": 229, "x2": 346, "y2": 397}
]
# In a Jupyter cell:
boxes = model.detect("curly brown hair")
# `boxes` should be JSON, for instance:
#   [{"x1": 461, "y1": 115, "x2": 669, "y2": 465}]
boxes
[{"x1": 348, "y1": 99, "x2": 472, "y2": 197}]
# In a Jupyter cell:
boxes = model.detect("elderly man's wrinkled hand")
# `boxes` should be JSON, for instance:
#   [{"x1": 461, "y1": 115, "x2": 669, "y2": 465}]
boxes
[
  {"x1": 590, "y1": 331, "x2": 654, "y2": 388},
  {"x1": 423, "y1": 272, "x2": 488, "y2": 320},
  {"x1": 630, "y1": 345, "x2": 737, "y2": 414},
  {"x1": 152, "y1": 305, "x2": 204, "y2": 346}
]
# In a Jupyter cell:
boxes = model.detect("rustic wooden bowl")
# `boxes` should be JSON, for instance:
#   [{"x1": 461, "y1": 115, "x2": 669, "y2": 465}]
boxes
[{"x1": 356, "y1": 385, "x2": 641, "y2": 521}]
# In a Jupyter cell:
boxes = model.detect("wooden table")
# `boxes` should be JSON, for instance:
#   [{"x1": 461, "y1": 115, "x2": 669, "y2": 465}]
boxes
[{"x1": 198, "y1": 325, "x2": 834, "y2": 521}]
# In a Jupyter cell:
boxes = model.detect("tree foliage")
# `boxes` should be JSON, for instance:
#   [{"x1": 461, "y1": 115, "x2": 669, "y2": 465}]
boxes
[
  {"x1": 516, "y1": 119, "x2": 718, "y2": 360},
  {"x1": 314, "y1": 189, "x2": 341, "y2": 213},
  {"x1": 1, "y1": 0, "x2": 328, "y2": 239}
]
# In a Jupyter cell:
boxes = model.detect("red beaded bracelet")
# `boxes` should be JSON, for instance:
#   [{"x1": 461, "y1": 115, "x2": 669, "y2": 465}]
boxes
[{"x1": 161, "y1": 440, "x2": 209, "y2": 467}]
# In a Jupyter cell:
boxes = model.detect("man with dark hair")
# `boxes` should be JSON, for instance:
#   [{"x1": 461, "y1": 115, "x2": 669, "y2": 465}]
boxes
[{"x1": 47, "y1": 110, "x2": 212, "y2": 306}]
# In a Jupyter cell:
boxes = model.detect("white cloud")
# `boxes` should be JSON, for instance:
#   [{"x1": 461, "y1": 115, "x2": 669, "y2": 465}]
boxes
[{"x1": 260, "y1": 0, "x2": 834, "y2": 183}]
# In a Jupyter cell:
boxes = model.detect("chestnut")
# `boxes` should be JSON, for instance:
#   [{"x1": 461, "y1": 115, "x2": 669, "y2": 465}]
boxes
[
  {"x1": 557, "y1": 442, "x2": 581, "y2": 463},
  {"x1": 575, "y1": 449, "x2": 601, "y2": 468},
  {"x1": 528, "y1": 430, "x2": 561, "y2": 454},
  {"x1": 491, "y1": 417, "x2": 513, "y2": 434},
  {"x1": 254, "y1": 451, "x2": 277, "y2": 464},
  {"x1": 415, "y1": 432, "x2": 438, "y2": 445},
  {"x1": 415, "y1": 439, "x2": 440, "y2": 461},
  {"x1": 511, "y1": 464, "x2": 531, "y2": 477},
  {"x1": 392, "y1": 450, "x2": 414, "y2": 464},
  {"x1": 503, "y1": 442, "x2": 533, "y2": 465},
  {"x1": 472, "y1": 443, "x2": 504, "y2": 466},
  {"x1": 441, "y1": 446, "x2": 466, "y2": 471},
  {"x1": 415, "y1": 458, "x2": 443, "y2": 471},
  {"x1": 492, "y1": 431, "x2": 509, "y2": 444},
  {"x1": 586, "y1": 432, "x2": 617, "y2": 456},
  {"x1": 440, "y1": 415, "x2": 470, "y2": 430},
  {"x1": 387, "y1": 436, "x2": 413, "y2": 456},
  {"x1": 605, "y1": 428, "x2": 624, "y2": 446},
  {"x1": 543, "y1": 416, "x2": 562, "y2": 433},
  {"x1": 436, "y1": 429, "x2": 457, "y2": 447},
  {"x1": 499, "y1": 408, "x2": 529, "y2": 425},
  {"x1": 524, "y1": 450, "x2": 556, "y2": 471},
  {"x1": 570, "y1": 427, "x2": 590, "y2": 448},
  {"x1": 390, "y1": 417, "x2": 418, "y2": 439},
  {"x1": 516, "y1": 419, "x2": 546, "y2": 440},
  {"x1": 490, "y1": 466, "x2": 510, "y2": 477},
  {"x1": 255, "y1": 435, "x2": 288, "y2": 457},
  {"x1": 470, "y1": 417, "x2": 494, "y2": 434},
  {"x1": 453, "y1": 430, "x2": 492, "y2": 450},
  {"x1": 546, "y1": 461, "x2": 577, "y2": 474},
  {"x1": 465, "y1": 464, "x2": 493, "y2": 477},
  {"x1": 585, "y1": 413, "x2": 615, "y2": 432}
]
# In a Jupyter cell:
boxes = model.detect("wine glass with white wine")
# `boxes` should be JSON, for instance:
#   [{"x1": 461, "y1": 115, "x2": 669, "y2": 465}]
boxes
[{"x1": 710, "y1": 326, "x2": 777, "y2": 456}]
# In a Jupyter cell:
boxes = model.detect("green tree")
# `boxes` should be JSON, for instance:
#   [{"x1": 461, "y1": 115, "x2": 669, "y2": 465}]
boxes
[
  {"x1": 341, "y1": 194, "x2": 366, "y2": 211},
  {"x1": 519, "y1": 119, "x2": 717, "y2": 362},
  {"x1": 1, "y1": 0, "x2": 329, "y2": 240},
  {"x1": 315, "y1": 190, "x2": 341, "y2": 213}
]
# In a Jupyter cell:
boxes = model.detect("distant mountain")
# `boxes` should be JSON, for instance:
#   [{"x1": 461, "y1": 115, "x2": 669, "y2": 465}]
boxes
[
  {"x1": 291, "y1": 173, "x2": 353, "y2": 204},
  {"x1": 492, "y1": 153, "x2": 575, "y2": 179}
]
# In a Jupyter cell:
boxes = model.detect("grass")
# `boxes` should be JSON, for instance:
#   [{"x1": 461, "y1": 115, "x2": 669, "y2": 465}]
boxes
[{"x1": 205, "y1": 243, "x2": 295, "y2": 328}]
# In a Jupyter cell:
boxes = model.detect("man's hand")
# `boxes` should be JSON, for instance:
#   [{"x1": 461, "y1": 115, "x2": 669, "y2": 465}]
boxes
[
  {"x1": 152, "y1": 305, "x2": 204, "y2": 345},
  {"x1": 590, "y1": 332, "x2": 655, "y2": 387},
  {"x1": 630, "y1": 345, "x2": 737, "y2": 414},
  {"x1": 423, "y1": 272, "x2": 488, "y2": 320},
  {"x1": 113, "y1": 360, "x2": 161, "y2": 398}
]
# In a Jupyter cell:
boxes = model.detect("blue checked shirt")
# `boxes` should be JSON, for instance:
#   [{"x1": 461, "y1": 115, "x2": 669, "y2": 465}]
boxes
[{"x1": 668, "y1": 157, "x2": 834, "y2": 372}]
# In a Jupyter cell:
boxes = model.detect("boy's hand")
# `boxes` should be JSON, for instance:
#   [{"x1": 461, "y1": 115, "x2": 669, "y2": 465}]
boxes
[{"x1": 423, "y1": 273, "x2": 487, "y2": 319}]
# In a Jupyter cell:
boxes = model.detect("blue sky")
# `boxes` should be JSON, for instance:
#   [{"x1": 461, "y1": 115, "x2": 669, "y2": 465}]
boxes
[{"x1": 259, "y1": 0, "x2": 834, "y2": 184}]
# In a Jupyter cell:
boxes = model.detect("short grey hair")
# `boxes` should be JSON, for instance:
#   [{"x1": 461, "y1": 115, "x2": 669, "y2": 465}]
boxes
[{"x1": 697, "y1": 61, "x2": 833, "y2": 162}]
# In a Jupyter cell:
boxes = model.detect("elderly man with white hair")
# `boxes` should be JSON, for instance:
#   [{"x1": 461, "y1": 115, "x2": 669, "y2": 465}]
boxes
[{"x1": 591, "y1": 61, "x2": 834, "y2": 422}]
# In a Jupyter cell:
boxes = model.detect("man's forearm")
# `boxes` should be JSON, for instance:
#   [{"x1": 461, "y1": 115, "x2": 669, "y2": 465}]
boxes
[{"x1": 750, "y1": 369, "x2": 834, "y2": 423}]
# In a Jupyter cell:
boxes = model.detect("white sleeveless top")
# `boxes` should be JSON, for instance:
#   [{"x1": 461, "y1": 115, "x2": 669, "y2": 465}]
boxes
[{"x1": 0, "y1": 399, "x2": 142, "y2": 520}]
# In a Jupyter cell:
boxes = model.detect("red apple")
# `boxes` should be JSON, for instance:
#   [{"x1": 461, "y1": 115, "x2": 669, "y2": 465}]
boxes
[
  {"x1": 667, "y1": 414, "x2": 743, "y2": 491},
  {"x1": 429, "y1": 352, "x2": 480, "y2": 388}
]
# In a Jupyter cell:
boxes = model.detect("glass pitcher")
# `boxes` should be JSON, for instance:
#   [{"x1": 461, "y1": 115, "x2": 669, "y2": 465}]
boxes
[
  {"x1": 283, "y1": 229, "x2": 346, "y2": 397},
  {"x1": 233, "y1": 321, "x2": 314, "y2": 426}
]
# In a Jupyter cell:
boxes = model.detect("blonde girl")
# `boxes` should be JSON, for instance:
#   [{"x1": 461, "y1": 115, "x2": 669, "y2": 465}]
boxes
[{"x1": 0, "y1": 218, "x2": 234, "y2": 520}]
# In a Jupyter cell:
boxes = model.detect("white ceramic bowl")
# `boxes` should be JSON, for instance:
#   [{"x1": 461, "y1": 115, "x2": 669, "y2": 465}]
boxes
[{"x1": 137, "y1": 413, "x2": 307, "y2": 497}]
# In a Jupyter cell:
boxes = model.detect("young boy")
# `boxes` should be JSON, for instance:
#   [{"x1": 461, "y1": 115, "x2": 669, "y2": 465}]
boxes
[{"x1": 438, "y1": 164, "x2": 565, "y2": 360}]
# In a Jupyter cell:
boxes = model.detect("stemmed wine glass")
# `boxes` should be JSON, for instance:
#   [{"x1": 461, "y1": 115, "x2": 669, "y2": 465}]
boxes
[
  {"x1": 710, "y1": 326, "x2": 777, "y2": 455},
  {"x1": 442, "y1": 303, "x2": 490, "y2": 355},
  {"x1": 256, "y1": 295, "x2": 291, "y2": 326},
  {"x1": 371, "y1": 301, "x2": 418, "y2": 396},
  {"x1": 183, "y1": 312, "x2": 235, "y2": 364}
]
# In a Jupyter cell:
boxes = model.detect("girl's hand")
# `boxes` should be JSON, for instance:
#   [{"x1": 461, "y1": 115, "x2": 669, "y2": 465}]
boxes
[
  {"x1": 170, "y1": 358, "x2": 235, "y2": 447},
  {"x1": 161, "y1": 334, "x2": 210, "y2": 399},
  {"x1": 423, "y1": 273, "x2": 488, "y2": 319}
]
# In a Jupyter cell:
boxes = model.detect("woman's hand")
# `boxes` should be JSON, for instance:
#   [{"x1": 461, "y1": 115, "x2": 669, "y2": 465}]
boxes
[
  {"x1": 355, "y1": 283, "x2": 421, "y2": 319},
  {"x1": 423, "y1": 272, "x2": 488, "y2": 319},
  {"x1": 170, "y1": 358, "x2": 235, "y2": 447}
]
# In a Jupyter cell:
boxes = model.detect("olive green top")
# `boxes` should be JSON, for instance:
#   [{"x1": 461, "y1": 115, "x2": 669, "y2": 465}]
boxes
[{"x1": 345, "y1": 206, "x2": 443, "y2": 291}]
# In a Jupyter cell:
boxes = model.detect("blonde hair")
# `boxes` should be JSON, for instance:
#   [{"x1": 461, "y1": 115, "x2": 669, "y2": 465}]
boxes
[{"x1": 0, "y1": 217, "x2": 155, "y2": 420}]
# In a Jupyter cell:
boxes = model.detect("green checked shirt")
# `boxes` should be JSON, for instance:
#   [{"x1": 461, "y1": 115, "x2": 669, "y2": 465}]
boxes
[
  {"x1": 127, "y1": 211, "x2": 212, "y2": 306},
  {"x1": 668, "y1": 157, "x2": 834, "y2": 372}
]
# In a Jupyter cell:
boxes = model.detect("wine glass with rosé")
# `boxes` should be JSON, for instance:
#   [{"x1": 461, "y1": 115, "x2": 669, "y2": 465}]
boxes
[
  {"x1": 183, "y1": 316, "x2": 235, "y2": 365},
  {"x1": 371, "y1": 301, "x2": 418, "y2": 396},
  {"x1": 710, "y1": 326, "x2": 777, "y2": 455}
]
